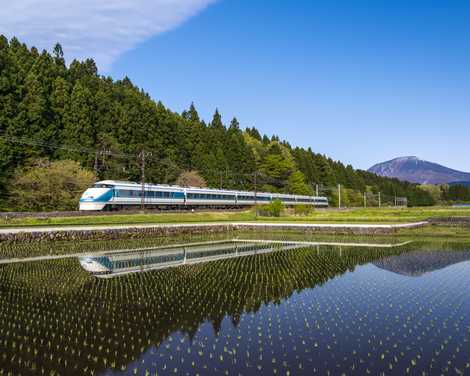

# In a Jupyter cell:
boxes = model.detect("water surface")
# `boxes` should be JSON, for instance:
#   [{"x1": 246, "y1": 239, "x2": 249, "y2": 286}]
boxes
[{"x1": 1, "y1": 238, "x2": 470, "y2": 375}]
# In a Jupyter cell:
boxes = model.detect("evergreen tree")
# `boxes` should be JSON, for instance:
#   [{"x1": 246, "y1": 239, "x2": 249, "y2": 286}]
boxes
[
  {"x1": 287, "y1": 171, "x2": 312, "y2": 195},
  {"x1": 0, "y1": 35, "x2": 438, "y2": 209},
  {"x1": 64, "y1": 81, "x2": 95, "y2": 166}
]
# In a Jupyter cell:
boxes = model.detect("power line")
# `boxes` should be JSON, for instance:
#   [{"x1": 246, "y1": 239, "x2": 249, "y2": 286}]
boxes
[{"x1": 0, "y1": 135, "x2": 407, "y2": 203}]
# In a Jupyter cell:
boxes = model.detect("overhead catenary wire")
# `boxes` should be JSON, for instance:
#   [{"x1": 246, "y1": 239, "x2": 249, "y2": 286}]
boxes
[{"x1": 0, "y1": 134, "x2": 408, "y2": 206}]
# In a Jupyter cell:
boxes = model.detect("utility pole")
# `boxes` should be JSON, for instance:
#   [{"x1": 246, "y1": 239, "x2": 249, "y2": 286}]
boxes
[
  {"x1": 100, "y1": 148, "x2": 110, "y2": 177},
  {"x1": 364, "y1": 192, "x2": 367, "y2": 208},
  {"x1": 315, "y1": 184, "x2": 319, "y2": 197},
  {"x1": 254, "y1": 170, "x2": 258, "y2": 219},
  {"x1": 139, "y1": 150, "x2": 152, "y2": 211},
  {"x1": 378, "y1": 192, "x2": 381, "y2": 208},
  {"x1": 94, "y1": 150, "x2": 100, "y2": 179},
  {"x1": 338, "y1": 184, "x2": 341, "y2": 209}
]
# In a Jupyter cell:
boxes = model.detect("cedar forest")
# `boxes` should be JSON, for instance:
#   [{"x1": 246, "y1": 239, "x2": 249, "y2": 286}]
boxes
[{"x1": 0, "y1": 36, "x2": 446, "y2": 210}]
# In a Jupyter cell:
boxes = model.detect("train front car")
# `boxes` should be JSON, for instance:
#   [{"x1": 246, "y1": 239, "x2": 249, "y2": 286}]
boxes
[{"x1": 79, "y1": 181, "x2": 114, "y2": 211}]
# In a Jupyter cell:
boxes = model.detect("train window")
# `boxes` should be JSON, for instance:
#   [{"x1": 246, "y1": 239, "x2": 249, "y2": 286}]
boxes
[{"x1": 93, "y1": 184, "x2": 114, "y2": 188}]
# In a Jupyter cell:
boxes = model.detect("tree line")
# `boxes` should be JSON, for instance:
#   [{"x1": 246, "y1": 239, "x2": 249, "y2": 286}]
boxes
[{"x1": 0, "y1": 36, "x2": 442, "y2": 210}]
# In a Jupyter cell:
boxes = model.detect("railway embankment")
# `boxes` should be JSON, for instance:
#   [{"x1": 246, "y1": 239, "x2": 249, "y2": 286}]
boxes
[{"x1": 0, "y1": 222, "x2": 429, "y2": 243}]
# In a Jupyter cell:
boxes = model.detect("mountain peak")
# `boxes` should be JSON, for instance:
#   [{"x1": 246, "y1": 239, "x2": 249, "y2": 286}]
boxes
[
  {"x1": 368, "y1": 157, "x2": 470, "y2": 185},
  {"x1": 388, "y1": 156, "x2": 420, "y2": 163},
  {"x1": 398, "y1": 156, "x2": 419, "y2": 161}
]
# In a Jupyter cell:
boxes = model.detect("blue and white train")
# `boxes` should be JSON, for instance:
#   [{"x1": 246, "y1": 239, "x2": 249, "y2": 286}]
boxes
[{"x1": 79, "y1": 180, "x2": 329, "y2": 211}]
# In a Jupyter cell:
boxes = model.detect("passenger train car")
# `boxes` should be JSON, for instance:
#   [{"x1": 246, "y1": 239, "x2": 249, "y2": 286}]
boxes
[{"x1": 79, "y1": 180, "x2": 329, "y2": 211}]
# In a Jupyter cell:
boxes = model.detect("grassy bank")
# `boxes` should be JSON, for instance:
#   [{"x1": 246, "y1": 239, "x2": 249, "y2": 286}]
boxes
[
  {"x1": 0, "y1": 206, "x2": 469, "y2": 228},
  {"x1": 274, "y1": 206, "x2": 470, "y2": 223},
  {"x1": 0, "y1": 211, "x2": 255, "y2": 227}
]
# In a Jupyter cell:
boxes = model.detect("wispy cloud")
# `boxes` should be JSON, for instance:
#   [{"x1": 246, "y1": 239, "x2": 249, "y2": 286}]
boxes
[{"x1": 0, "y1": 0, "x2": 216, "y2": 71}]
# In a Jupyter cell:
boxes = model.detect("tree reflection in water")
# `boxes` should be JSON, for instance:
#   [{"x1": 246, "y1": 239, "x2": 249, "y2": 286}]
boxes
[{"x1": 1, "y1": 241, "x2": 470, "y2": 375}]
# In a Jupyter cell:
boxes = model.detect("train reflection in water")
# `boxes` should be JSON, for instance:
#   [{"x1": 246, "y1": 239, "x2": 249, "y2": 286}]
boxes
[{"x1": 79, "y1": 240, "x2": 306, "y2": 278}]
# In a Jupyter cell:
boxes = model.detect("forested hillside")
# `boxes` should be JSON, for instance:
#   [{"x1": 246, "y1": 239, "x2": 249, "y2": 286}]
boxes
[{"x1": 0, "y1": 36, "x2": 434, "y2": 210}]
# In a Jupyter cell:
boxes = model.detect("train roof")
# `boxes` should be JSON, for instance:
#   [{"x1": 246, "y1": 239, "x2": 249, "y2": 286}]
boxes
[{"x1": 94, "y1": 180, "x2": 327, "y2": 199}]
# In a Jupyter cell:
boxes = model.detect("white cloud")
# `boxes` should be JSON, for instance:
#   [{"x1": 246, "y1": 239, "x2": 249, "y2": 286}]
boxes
[{"x1": 0, "y1": 0, "x2": 216, "y2": 71}]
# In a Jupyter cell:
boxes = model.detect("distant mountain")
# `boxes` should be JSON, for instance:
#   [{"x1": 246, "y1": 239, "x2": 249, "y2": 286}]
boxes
[
  {"x1": 368, "y1": 156, "x2": 470, "y2": 185},
  {"x1": 374, "y1": 251, "x2": 470, "y2": 277}
]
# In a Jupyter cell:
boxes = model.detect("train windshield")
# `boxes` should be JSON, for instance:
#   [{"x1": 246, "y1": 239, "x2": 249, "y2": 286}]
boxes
[{"x1": 93, "y1": 184, "x2": 114, "y2": 188}]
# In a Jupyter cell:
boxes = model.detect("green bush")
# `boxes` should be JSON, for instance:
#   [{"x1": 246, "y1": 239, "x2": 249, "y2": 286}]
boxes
[
  {"x1": 259, "y1": 199, "x2": 284, "y2": 217},
  {"x1": 10, "y1": 159, "x2": 95, "y2": 211},
  {"x1": 294, "y1": 204, "x2": 313, "y2": 216}
]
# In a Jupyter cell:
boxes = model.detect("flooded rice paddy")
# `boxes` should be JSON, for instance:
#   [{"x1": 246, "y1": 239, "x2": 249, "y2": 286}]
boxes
[{"x1": 1, "y1": 234, "x2": 470, "y2": 375}]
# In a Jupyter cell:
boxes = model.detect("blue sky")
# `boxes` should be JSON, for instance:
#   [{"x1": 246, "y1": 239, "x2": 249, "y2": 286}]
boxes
[{"x1": 2, "y1": 0, "x2": 469, "y2": 171}]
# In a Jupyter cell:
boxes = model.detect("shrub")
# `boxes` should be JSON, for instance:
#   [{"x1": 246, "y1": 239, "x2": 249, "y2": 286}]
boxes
[
  {"x1": 11, "y1": 159, "x2": 95, "y2": 211},
  {"x1": 294, "y1": 204, "x2": 313, "y2": 216},
  {"x1": 258, "y1": 199, "x2": 284, "y2": 217}
]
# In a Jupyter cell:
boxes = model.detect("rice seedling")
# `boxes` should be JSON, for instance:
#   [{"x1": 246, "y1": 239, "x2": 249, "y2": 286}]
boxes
[{"x1": 0, "y1": 237, "x2": 469, "y2": 374}]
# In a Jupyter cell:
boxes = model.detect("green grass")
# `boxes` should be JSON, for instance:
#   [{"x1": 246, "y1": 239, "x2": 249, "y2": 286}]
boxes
[
  {"x1": 0, "y1": 206, "x2": 469, "y2": 228},
  {"x1": 0, "y1": 210, "x2": 256, "y2": 227},
  {"x1": 275, "y1": 206, "x2": 470, "y2": 223},
  {"x1": 395, "y1": 224, "x2": 470, "y2": 239}
]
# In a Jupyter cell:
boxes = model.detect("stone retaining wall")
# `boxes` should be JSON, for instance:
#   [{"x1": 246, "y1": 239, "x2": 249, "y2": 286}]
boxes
[
  {"x1": 233, "y1": 224, "x2": 401, "y2": 236},
  {"x1": 429, "y1": 217, "x2": 470, "y2": 226},
  {"x1": 0, "y1": 223, "x2": 429, "y2": 243}
]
